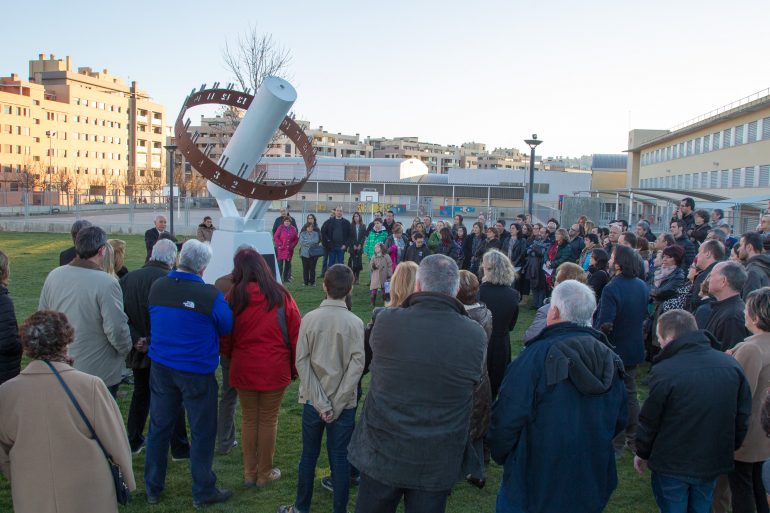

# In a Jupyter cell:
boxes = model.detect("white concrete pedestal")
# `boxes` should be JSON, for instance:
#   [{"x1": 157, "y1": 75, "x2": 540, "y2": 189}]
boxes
[{"x1": 202, "y1": 229, "x2": 279, "y2": 284}]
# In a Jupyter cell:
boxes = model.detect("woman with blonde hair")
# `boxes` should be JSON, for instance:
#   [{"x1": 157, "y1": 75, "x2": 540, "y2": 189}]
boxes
[
  {"x1": 101, "y1": 241, "x2": 117, "y2": 278},
  {"x1": 478, "y1": 249, "x2": 520, "y2": 400},
  {"x1": 108, "y1": 239, "x2": 128, "y2": 278},
  {"x1": 387, "y1": 261, "x2": 418, "y2": 308}
]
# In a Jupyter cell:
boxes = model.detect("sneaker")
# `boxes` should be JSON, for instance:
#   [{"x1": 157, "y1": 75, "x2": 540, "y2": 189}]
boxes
[
  {"x1": 147, "y1": 494, "x2": 160, "y2": 505},
  {"x1": 321, "y1": 475, "x2": 334, "y2": 493},
  {"x1": 257, "y1": 468, "x2": 281, "y2": 488},
  {"x1": 276, "y1": 506, "x2": 299, "y2": 513},
  {"x1": 216, "y1": 440, "x2": 238, "y2": 456},
  {"x1": 193, "y1": 488, "x2": 233, "y2": 508},
  {"x1": 131, "y1": 440, "x2": 145, "y2": 456},
  {"x1": 171, "y1": 451, "x2": 190, "y2": 462}
]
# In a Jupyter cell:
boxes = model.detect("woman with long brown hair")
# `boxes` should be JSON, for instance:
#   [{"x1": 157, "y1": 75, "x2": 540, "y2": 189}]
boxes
[{"x1": 219, "y1": 248, "x2": 301, "y2": 489}]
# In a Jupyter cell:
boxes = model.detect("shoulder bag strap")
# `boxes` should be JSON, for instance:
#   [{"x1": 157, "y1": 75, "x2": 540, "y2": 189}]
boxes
[
  {"x1": 276, "y1": 306, "x2": 295, "y2": 375},
  {"x1": 43, "y1": 360, "x2": 112, "y2": 461}
]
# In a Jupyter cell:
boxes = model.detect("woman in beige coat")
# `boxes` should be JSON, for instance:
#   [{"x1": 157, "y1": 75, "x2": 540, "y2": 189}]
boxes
[
  {"x1": 728, "y1": 286, "x2": 770, "y2": 512},
  {"x1": 0, "y1": 310, "x2": 135, "y2": 513}
]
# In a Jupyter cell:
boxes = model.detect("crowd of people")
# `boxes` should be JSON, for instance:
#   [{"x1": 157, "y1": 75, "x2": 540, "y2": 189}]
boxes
[{"x1": 1, "y1": 198, "x2": 770, "y2": 512}]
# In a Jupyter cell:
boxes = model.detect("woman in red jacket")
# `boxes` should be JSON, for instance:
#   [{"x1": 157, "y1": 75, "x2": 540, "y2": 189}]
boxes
[
  {"x1": 273, "y1": 216, "x2": 299, "y2": 283},
  {"x1": 219, "y1": 248, "x2": 301, "y2": 489}
]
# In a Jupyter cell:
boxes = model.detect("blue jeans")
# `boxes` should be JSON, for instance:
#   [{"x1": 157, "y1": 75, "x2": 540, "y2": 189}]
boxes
[
  {"x1": 328, "y1": 247, "x2": 345, "y2": 267},
  {"x1": 651, "y1": 472, "x2": 715, "y2": 513},
  {"x1": 355, "y1": 473, "x2": 450, "y2": 513},
  {"x1": 295, "y1": 404, "x2": 356, "y2": 513},
  {"x1": 144, "y1": 362, "x2": 219, "y2": 502}
]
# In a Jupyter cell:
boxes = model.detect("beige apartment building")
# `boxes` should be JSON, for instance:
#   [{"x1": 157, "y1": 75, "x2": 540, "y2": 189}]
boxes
[
  {"x1": 0, "y1": 54, "x2": 165, "y2": 206},
  {"x1": 370, "y1": 137, "x2": 461, "y2": 173},
  {"x1": 628, "y1": 89, "x2": 770, "y2": 199}
]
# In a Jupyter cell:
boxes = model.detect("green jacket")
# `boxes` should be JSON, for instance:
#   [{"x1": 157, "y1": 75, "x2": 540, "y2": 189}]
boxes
[{"x1": 365, "y1": 228, "x2": 389, "y2": 258}]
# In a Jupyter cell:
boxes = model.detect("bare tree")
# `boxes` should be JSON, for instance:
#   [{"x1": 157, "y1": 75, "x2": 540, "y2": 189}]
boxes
[{"x1": 222, "y1": 25, "x2": 292, "y2": 93}]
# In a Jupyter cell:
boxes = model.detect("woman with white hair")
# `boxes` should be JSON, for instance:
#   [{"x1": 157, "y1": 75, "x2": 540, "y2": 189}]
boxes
[{"x1": 478, "y1": 249, "x2": 520, "y2": 400}]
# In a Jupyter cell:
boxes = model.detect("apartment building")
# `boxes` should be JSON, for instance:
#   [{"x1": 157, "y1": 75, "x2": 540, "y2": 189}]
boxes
[
  {"x1": 0, "y1": 54, "x2": 165, "y2": 205},
  {"x1": 627, "y1": 88, "x2": 770, "y2": 200},
  {"x1": 370, "y1": 136, "x2": 461, "y2": 173}
]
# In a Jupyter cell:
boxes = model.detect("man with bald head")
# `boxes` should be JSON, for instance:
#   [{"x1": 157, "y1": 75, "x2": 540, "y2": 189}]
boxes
[{"x1": 144, "y1": 215, "x2": 177, "y2": 262}]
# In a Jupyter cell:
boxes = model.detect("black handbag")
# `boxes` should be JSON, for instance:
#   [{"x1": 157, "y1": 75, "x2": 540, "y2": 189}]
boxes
[
  {"x1": 308, "y1": 244, "x2": 325, "y2": 257},
  {"x1": 44, "y1": 360, "x2": 131, "y2": 505}
]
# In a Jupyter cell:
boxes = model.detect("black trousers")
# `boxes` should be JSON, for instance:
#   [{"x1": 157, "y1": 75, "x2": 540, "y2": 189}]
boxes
[
  {"x1": 729, "y1": 460, "x2": 769, "y2": 513},
  {"x1": 487, "y1": 334, "x2": 512, "y2": 400},
  {"x1": 278, "y1": 259, "x2": 292, "y2": 282},
  {"x1": 354, "y1": 473, "x2": 450, "y2": 513},
  {"x1": 127, "y1": 366, "x2": 190, "y2": 456},
  {"x1": 301, "y1": 256, "x2": 318, "y2": 285}
]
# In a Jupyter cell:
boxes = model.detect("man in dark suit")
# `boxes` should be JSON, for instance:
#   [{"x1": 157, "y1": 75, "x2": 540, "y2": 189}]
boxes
[
  {"x1": 59, "y1": 219, "x2": 92, "y2": 266},
  {"x1": 144, "y1": 215, "x2": 177, "y2": 262}
]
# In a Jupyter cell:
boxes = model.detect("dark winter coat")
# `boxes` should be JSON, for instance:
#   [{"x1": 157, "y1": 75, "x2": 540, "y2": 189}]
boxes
[
  {"x1": 690, "y1": 223, "x2": 710, "y2": 246},
  {"x1": 588, "y1": 268, "x2": 611, "y2": 303},
  {"x1": 549, "y1": 241, "x2": 573, "y2": 269},
  {"x1": 487, "y1": 322, "x2": 627, "y2": 513},
  {"x1": 465, "y1": 303, "x2": 493, "y2": 441},
  {"x1": 479, "y1": 282, "x2": 520, "y2": 399},
  {"x1": 321, "y1": 216, "x2": 351, "y2": 250},
  {"x1": 59, "y1": 246, "x2": 76, "y2": 267},
  {"x1": 0, "y1": 287, "x2": 20, "y2": 386},
  {"x1": 636, "y1": 330, "x2": 751, "y2": 480},
  {"x1": 742, "y1": 254, "x2": 770, "y2": 299},
  {"x1": 568, "y1": 236, "x2": 585, "y2": 262},
  {"x1": 674, "y1": 235, "x2": 697, "y2": 270},
  {"x1": 689, "y1": 261, "x2": 717, "y2": 312},
  {"x1": 475, "y1": 237, "x2": 502, "y2": 259},
  {"x1": 594, "y1": 275, "x2": 649, "y2": 367},
  {"x1": 403, "y1": 243, "x2": 432, "y2": 264},
  {"x1": 700, "y1": 294, "x2": 751, "y2": 351},
  {"x1": 347, "y1": 292, "x2": 486, "y2": 492},
  {"x1": 119, "y1": 261, "x2": 172, "y2": 370},
  {"x1": 505, "y1": 237, "x2": 527, "y2": 268}
]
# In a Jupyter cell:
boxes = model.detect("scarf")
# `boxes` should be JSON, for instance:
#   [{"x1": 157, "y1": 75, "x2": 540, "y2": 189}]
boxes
[{"x1": 654, "y1": 264, "x2": 676, "y2": 288}]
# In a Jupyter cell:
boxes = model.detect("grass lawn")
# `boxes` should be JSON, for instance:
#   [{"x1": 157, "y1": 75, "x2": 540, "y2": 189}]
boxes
[{"x1": 0, "y1": 232, "x2": 658, "y2": 512}]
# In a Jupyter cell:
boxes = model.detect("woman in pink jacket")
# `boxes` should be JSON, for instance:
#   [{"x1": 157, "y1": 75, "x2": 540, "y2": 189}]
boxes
[{"x1": 273, "y1": 217, "x2": 299, "y2": 283}]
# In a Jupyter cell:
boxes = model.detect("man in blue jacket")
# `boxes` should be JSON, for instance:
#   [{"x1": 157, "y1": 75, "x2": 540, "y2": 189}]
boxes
[
  {"x1": 488, "y1": 280, "x2": 627, "y2": 513},
  {"x1": 144, "y1": 240, "x2": 233, "y2": 508},
  {"x1": 594, "y1": 245, "x2": 649, "y2": 457}
]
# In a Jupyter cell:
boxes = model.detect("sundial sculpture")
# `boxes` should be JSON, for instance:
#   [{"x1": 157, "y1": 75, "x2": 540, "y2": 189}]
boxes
[{"x1": 174, "y1": 77, "x2": 316, "y2": 283}]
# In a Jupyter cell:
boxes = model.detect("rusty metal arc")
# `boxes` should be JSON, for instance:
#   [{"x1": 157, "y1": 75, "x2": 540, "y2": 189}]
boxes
[{"x1": 174, "y1": 87, "x2": 316, "y2": 200}]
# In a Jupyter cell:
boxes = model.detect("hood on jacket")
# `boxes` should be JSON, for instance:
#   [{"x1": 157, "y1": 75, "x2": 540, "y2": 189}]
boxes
[
  {"x1": 748, "y1": 254, "x2": 770, "y2": 274},
  {"x1": 530, "y1": 322, "x2": 623, "y2": 395}
]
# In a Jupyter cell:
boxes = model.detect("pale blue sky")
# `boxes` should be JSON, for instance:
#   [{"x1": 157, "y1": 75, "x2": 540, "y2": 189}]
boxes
[{"x1": 3, "y1": 0, "x2": 769, "y2": 157}]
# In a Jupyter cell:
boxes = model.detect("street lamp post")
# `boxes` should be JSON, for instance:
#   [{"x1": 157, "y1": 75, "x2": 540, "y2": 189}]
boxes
[
  {"x1": 523, "y1": 134, "x2": 542, "y2": 220},
  {"x1": 45, "y1": 130, "x2": 56, "y2": 212},
  {"x1": 164, "y1": 144, "x2": 177, "y2": 236}
]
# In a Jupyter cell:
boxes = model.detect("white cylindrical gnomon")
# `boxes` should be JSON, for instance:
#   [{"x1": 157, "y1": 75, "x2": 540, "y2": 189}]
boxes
[{"x1": 208, "y1": 76, "x2": 297, "y2": 221}]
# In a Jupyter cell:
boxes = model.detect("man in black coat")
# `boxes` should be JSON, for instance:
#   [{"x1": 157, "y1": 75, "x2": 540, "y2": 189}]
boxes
[
  {"x1": 672, "y1": 197, "x2": 696, "y2": 237},
  {"x1": 348, "y1": 255, "x2": 486, "y2": 513},
  {"x1": 689, "y1": 240, "x2": 724, "y2": 312},
  {"x1": 671, "y1": 219, "x2": 697, "y2": 270},
  {"x1": 144, "y1": 215, "x2": 177, "y2": 263},
  {"x1": 59, "y1": 219, "x2": 92, "y2": 266},
  {"x1": 271, "y1": 207, "x2": 298, "y2": 234},
  {"x1": 322, "y1": 207, "x2": 352, "y2": 268},
  {"x1": 739, "y1": 232, "x2": 770, "y2": 299},
  {"x1": 635, "y1": 309, "x2": 751, "y2": 513},
  {"x1": 120, "y1": 239, "x2": 189, "y2": 457},
  {"x1": 697, "y1": 261, "x2": 751, "y2": 351}
]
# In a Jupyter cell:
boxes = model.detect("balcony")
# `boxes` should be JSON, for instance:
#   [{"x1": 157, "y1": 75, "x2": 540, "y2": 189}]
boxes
[
  {"x1": 137, "y1": 115, "x2": 148, "y2": 123},
  {"x1": 151, "y1": 117, "x2": 162, "y2": 126}
]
